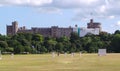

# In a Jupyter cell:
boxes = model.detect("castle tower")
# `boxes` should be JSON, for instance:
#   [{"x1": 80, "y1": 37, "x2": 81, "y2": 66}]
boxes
[
  {"x1": 12, "y1": 21, "x2": 18, "y2": 35},
  {"x1": 51, "y1": 26, "x2": 58, "y2": 37},
  {"x1": 87, "y1": 19, "x2": 101, "y2": 31},
  {"x1": 7, "y1": 21, "x2": 18, "y2": 35}
]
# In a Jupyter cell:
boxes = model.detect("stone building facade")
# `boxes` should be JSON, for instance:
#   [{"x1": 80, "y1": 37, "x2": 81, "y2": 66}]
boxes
[
  {"x1": 7, "y1": 21, "x2": 73, "y2": 38},
  {"x1": 87, "y1": 19, "x2": 101, "y2": 31},
  {"x1": 7, "y1": 21, "x2": 18, "y2": 35},
  {"x1": 72, "y1": 19, "x2": 101, "y2": 37},
  {"x1": 7, "y1": 19, "x2": 102, "y2": 37}
]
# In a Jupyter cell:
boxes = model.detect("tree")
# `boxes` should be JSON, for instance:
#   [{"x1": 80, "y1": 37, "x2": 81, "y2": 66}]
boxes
[
  {"x1": 57, "y1": 36, "x2": 70, "y2": 42},
  {"x1": 21, "y1": 39, "x2": 31, "y2": 46},
  {"x1": 76, "y1": 40, "x2": 83, "y2": 52},
  {"x1": 56, "y1": 36, "x2": 71, "y2": 53},
  {"x1": 70, "y1": 32, "x2": 79, "y2": 43},
  {"x1": 39, "y1": 46, "x2": 47, "y2": 53},
  {"x1": 14, "y1": 45, "x2": 24, "y2": 54},
  {"x1": 0, "y1": 41, "x2": 8, "y2": 48},
  {"x1": 62, "y1": 41, "x2": 71, "y2": 53},
  {"x1": 80, "y1": 37, "x2": 92, "y2": 52},
  {"x1": 24, "y1": 33, "x2": 32, "y2": 41},
  {"x1": 0, "y1": 41, "x2": 8, "y2": 52},
  {"x1": 55, "y1": 42, "x2": 64, "y2": 53},
  {"x1": 24, "y1": 46, "x2": 32, "y2": 53},
  {"x1": 1, "y1": 29, "x2": 120, "y2": 54},
  {"x1": 111, "y1": 34, "x2": 120, "y2": 53},
  {"x1": 114, "y1": 30, "x2": 120, "y2": 34},
  {"x1": 5, "y1": 47, "x2": 14, "y2": 52},
  {"x1": 88, "y1": 42, "x2": 98, "y2": 53},
  {"x1": 70, "y1": 43, "x2": 76, "y2": 53},
  {"x1": 47, "y1": 39, "x2": 57, "y2": 52},
  {"x1": 32, "y1": 34, "x2": 44, "y2": 43}
]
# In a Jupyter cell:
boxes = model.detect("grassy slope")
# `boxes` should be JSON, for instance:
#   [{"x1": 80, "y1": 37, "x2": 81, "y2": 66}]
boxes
[{"x1": 0, "y1": 53, "x2": 120, "y2": 71}]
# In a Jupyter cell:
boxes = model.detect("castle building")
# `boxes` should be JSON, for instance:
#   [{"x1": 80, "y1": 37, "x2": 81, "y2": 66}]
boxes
[
  {"x1": 7, "y1": 21, "x2": 18, "y2": 35},
  {"x1": 6, "y1": 21, "x2": 73, "y2": 38},
  {"x1": 87, "y1": 19, "x2": 101, "y2": 31},
  {"x1": 79, "y1": 28, "x2": 100, "y2": 37},
  {"x1": 73, "y1": 19, "x2": 101, "y2": 37},
  {"x1": 7, "y1": 19, "x2": 102, "y2": 37}
]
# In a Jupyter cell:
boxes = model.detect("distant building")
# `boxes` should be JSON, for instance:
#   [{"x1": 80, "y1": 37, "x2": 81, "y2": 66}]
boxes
[
  {"x1": 7, "y1": 21, "x2": 18, "y2": 35},
  {"x1": 73, "y1": 19, "x2": 101, "y2": 37},
  {"x1": 79, "y1": 28, "x2": 100, "y2": 37},
  {"x1": 73, "y1": 24, "x2": 80, "y2": 36},
  {"x1": 6, "y1": 21, "x2": 73, "y2": 38},
  {"x1": 87, "y1": 19, "x2": 101, "y2": 31},
  {"x1": 6, "y1": 19, "x2": 102, "y2": 37}
]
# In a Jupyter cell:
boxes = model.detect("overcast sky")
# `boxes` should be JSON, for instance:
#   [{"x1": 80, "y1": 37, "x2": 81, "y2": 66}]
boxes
[{"x1": 0, "y1": 0, "x2": 120, "y2": 35}]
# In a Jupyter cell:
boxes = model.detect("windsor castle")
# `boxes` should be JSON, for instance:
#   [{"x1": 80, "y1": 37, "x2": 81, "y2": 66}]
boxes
[{"x1": 7, "y1": 19, "x2": 101, "y2": 37}]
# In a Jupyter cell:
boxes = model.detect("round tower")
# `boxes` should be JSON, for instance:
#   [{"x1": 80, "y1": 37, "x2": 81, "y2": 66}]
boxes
[{"x1": 12, "y1": 21, "x2": 18, "y2": 35}]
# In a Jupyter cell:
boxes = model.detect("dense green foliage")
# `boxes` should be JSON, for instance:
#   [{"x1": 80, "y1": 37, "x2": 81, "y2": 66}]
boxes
[{"x1": 0, "y1": 30, "x2": 120, "y2": 54}]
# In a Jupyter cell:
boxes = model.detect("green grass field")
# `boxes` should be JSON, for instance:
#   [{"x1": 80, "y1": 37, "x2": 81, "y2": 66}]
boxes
[{"x1": 0, "y1": 53, "x2": 120, "y2": 71}]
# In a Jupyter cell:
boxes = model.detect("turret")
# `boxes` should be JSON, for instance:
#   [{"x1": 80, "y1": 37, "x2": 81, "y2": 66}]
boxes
[{"x1": 12, "y1": 21, "x2": 18, "y2": 35}]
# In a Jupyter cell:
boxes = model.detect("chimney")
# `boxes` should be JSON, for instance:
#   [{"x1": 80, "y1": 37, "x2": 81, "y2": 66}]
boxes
[{"x1": 90, "y1": 19, "x2": 93, "y2": 23}]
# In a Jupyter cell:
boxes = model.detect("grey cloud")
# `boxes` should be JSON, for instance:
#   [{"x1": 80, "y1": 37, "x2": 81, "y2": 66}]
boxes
[
  {"x1": 51, "y1": 0, "x2": 104, "y2": 8},
  {"x1": 0, "y1": 0, "x2": 53, "y2": 6},
  {"x1": 0, "y1": 0, "x2": 120, "y2": 20},
  {"x1": 37, "y1": 7, "x2": 62, "y2": 14}
]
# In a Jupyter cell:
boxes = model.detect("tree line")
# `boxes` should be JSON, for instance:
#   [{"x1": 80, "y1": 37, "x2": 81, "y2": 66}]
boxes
[{"x1": 0, "y1": 30, "x2": 120, "y2": 54}]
